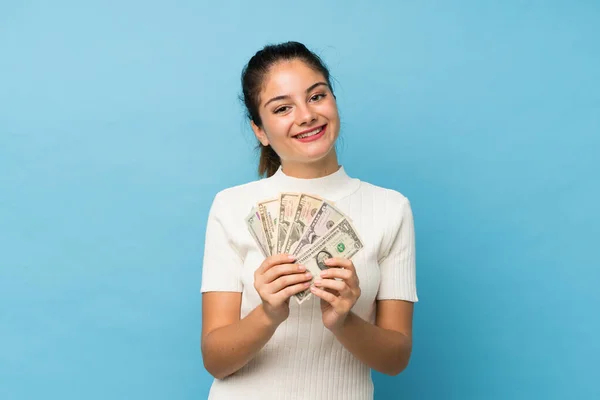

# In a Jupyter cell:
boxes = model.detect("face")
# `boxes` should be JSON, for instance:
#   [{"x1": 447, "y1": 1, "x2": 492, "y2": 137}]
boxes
[{"x1": 252, "y1": 59, "x2": 340, "y2": 168}]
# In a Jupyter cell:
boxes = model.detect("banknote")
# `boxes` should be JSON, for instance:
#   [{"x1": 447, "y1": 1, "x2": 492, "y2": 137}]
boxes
[
  {"x1": 281, "y1": 194, "x2": 324, "y2": 255},
  {"x1": 293, "y1": 218, "x2": 364, "y2": 304},
  {"x1": 291, "y1": 201, "x2": 346, "y2": 257},
  {"x1": 276, "y1": 193, "x2": 300, "y2": 255},
  {"x1": 245, "y1": 206, "x2": 269, "y2": 258},
  {"x1": 257, "y1": 198, "x2": 279, "y2": 255}
]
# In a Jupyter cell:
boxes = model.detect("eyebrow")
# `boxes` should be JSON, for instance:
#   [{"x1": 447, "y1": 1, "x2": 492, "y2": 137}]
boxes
[{"x1": 263, "y1": 82, "x2": 329, "y2": 108}]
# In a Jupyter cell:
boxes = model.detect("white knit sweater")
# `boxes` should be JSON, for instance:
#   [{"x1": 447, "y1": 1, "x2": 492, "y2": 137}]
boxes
[{"x1": 200, "y1": 166, "x2": 418, "y2": 400}]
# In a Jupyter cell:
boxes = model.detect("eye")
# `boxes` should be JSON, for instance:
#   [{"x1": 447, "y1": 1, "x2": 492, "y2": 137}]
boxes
[
  {"x1": 310, "y1": 93, "x2": 327, "y2": 102},
  {"x1": 274, "y1": 106, "x2": 290, "y2": 114}
]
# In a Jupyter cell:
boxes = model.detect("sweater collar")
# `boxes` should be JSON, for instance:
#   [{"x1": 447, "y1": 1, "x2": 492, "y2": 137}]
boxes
[{"x1": 266, "y1": 165, "x2": 361, "y2": 202}]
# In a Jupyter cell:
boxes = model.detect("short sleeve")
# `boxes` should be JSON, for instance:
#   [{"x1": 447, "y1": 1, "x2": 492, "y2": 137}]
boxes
[
  {"x1": 377, "y1": 196, "x2": 418, "y2": 302},
  {"x1": 200, "y1": 192, "x2": 244, "y2": 293}
]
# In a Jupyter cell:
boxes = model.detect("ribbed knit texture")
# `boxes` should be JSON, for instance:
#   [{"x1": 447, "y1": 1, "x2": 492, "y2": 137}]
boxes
[{"x1": 201, "y1": 166, "x2": 418, "y2": 400}]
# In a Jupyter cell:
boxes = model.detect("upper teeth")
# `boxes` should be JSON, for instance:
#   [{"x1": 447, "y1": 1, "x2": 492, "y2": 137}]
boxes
[{"x1": 296, "y1": 127, "x2": 322, "y2": 139}]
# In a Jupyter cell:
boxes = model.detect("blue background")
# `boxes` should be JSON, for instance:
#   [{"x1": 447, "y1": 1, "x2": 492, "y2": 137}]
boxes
[{"x1": 1, "y1": 1, "x2": 599, "y2": 399}]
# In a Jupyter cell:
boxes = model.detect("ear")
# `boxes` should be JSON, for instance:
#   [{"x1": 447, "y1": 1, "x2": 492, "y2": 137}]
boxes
[{"x1": 251, "y1": 121, "x2": 270, "y2": 146}]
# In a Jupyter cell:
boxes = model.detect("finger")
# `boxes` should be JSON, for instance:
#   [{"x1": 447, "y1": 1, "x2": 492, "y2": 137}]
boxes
[
  {"x1": 314, "y1": 278, "x2": 346, "y2": 293},
  {"x1": 310, "y1": 285, "x2": 338, "y2": 304},
  {"x1": 259, "y1": 254, "x2": 297, "y2": 274},
  {"x1": 319, "y1": 267, "x2": 353, "y2": 281},
  {"x1": 263, "y1": 262, "x2": 305, "y2": 283},
  {"x1": 320, "y1": 286, "x2": 341, "y2": 297},
  {"x1": 269, "y1": 271, "x2": 313, "y2": 293},
  {"x1": 323, "y1": 257, "x2": 354, "y2": 270},
  {"x1": 276, "y1": 281, "x2": 312, "y2": 300}
]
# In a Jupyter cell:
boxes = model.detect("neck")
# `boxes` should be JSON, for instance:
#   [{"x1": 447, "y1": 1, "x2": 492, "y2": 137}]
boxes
[
  {"x1": 280, "y1": 152, "x2": 339, "y2": 179},
  {"x1": 267, "y1": 153, "x2": 360, "y2": 202}
]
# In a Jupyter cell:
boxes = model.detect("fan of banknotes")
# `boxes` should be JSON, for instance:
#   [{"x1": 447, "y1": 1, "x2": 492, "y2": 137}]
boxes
[{"x1": 245, "y1": 193, "x2": 364, "y2": 304}]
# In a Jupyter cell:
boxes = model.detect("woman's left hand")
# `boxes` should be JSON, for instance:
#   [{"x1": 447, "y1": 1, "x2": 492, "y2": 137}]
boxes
[{"x1": 310, "y1": 257, "x2": 361, "y2": 333}]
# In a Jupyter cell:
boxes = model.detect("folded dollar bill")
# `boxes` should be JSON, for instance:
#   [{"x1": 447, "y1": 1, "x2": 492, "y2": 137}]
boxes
[{"x1": 246, "y1": 192, "x2": 364, "y2": 304}]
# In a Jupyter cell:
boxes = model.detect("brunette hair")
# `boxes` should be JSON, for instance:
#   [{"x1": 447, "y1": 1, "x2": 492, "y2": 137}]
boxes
[{"x1": 240, "y1": 41, "x2": 334, "y2": 177}]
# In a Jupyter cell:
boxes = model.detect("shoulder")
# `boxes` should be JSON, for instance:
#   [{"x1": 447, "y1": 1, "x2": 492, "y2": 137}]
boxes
[
  {"x1": 355, "y1": 182, "x2": 415, "y2": 261},
  {"x1": 357, "y1": 181, "x2": 411, "y2": 209},
  {"x1": 207, "y1": 178, "x2": 268, "y2": 225},
  {"x1": 353, "y1": 181, "x2": 414, "y2": 236},
  {"x1": 212, "y1": 179, "x2": 265, "y2": 206}
]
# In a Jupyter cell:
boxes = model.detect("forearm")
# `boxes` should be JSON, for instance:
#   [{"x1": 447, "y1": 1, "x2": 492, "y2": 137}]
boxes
[
  {"x1": 201, "y1": 304, "x2": 278, "y2": 379},
  {"x1": 332, "y1": 312, "x2": 412, "y2": 376}
]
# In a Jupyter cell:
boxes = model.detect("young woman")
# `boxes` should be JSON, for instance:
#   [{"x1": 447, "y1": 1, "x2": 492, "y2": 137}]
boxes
[{"x1": 200, "y1": 41, "x2": 418, "y2": 400}]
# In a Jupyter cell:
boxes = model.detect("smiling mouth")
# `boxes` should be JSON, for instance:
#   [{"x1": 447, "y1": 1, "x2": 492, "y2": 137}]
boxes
[{"x1": 293, "y1": 124, "x2": 326, "y2": 139}]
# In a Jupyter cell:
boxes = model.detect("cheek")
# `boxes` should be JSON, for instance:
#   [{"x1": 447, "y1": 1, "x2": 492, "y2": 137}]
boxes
[
  {"x1": 262, "y1": 117, "x2": 293, "y2": 146},
  {"x1": 320, "y1": 101, "x2": 340, "y2": 124}
]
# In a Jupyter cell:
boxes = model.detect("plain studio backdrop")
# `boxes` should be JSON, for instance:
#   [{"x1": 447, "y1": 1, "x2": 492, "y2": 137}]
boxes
[{"x1": 1, "y1": 1, "x2": 598, "y2": 399}]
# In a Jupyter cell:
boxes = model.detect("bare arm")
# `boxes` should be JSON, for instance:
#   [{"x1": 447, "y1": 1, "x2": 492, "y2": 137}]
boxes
[
  {"x1": 201, "y1": 254, "x2": 313, "y2": 379},
  {"x1": 330, "y1": 300, "x2": 414, "y2": 376},
  {"x1": 311, "y1": 258, "x2": 414, "y2": 376},
  {"x1": 201, "y1": 292, "x2": 278, "y2": 379}
]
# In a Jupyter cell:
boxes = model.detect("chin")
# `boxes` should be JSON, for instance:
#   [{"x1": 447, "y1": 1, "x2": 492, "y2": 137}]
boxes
[
  {"x1": 300, "y1": 146, "x2": 335, "y2": 163},
  {"x1": 284, "y1": 131, "x2": 338, "y2": 164}
]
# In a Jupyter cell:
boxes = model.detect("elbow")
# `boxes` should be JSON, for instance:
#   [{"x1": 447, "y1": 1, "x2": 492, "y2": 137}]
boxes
[
  {"x1": 201, "y1": 340, "x2": 230, "y2": 380},
  {"x1": 202, "y1": 351, "x2": 233, "y2": 380},
  {"x1": 383, "y1": 357, "x2": 410, "y2": 376},
  {"x1": 381, "y1": 343, "x2": 412, "y2": 376},
  {"x1": 203, "y1": 359, "x2": 229, "y2": 380},
  {"x1": 201, "y1": 341, "x2": 242, "y2": 380}
]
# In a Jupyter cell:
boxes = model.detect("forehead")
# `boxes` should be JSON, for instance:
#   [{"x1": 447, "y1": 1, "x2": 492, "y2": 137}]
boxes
[{"x1": 261, "y1": 59, "x2": 326, "y2": 98}]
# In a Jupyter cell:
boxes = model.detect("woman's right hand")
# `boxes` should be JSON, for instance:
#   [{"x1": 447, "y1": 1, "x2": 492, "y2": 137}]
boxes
[{"x1": 254, "y1": 254, "x2": 313, "y2": 325}]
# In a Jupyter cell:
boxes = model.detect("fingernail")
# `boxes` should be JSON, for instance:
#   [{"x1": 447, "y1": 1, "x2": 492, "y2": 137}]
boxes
[
  {"x1": 320, "y1": 271, "x2": 327, "y2": 277},
  {"x1": 305, "y1": 272, "x2": 312, "y2": 278},
  {"x1": 288, "y1": 255, "x2": 296, "y2": 261},
  {"x1": 298, "y1": 264, "x2": 306, "y2": 271},
  {"x1": 314, "y1": 279, "x2": 321, "y2": 286},
  {"x1": 324, "y1": 258, "x2": 333, "y2": 265}
]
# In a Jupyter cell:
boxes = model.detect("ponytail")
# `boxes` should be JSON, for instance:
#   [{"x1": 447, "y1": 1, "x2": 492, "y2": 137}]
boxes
[{"x1": 258, "y1": 144, "x2": 281, "y2": 178}]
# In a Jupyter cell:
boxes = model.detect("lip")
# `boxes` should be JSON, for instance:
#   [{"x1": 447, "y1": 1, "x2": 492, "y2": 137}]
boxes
[{"x1": 293, "y1": 124, "x2": 327, "y2": 143}]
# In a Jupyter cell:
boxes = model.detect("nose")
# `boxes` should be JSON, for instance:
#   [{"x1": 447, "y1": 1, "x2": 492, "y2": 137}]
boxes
[{"x1": 295, "y1": 104, "x2": 317, "y2": 126}]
